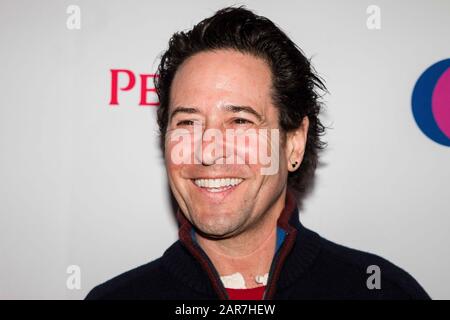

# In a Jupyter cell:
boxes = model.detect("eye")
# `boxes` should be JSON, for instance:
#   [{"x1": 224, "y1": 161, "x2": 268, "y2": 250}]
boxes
[
  {"x1": 233, "y1": 118, "x2": 254, "y2": 125},
  {"x1": 176, "y1": 120, "x2": 195, "y2": 126}
]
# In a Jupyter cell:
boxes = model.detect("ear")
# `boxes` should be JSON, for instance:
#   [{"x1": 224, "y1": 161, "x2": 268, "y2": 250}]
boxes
[{"x1": 286, "y1": 116, "x2": 309, "y2": 172}]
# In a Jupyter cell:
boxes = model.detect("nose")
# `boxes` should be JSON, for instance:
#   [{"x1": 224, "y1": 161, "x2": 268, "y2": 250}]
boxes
[{"x1": 193, "y1": 126, "x2": 227, "y2": 166}]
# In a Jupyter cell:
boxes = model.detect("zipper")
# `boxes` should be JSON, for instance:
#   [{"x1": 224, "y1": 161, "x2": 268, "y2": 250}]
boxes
[
  {"x1": 262, "y1": 232, "x2": 288, "y2": 300},
  {"x1": 263, "y1": 225, "x2": 298, "y2": 300},
  {"x1": 190, "y1": 239, "x2": 230, "y2": 300}
]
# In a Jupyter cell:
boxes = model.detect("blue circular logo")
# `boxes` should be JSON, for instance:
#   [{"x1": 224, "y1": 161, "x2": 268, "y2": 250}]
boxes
[{"x1": 412, "y1": 59, "x2": 450, "y2": 146}]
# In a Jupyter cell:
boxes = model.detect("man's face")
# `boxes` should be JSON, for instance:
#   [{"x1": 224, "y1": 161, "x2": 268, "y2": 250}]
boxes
[{"x1": 165, "y1": 49, "x2": 294, "y2": 238}]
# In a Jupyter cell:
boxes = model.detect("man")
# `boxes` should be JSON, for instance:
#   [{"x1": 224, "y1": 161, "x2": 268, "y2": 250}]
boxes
[{"x1": 86, "y1": 6, "x2": 429, "y2": 300}]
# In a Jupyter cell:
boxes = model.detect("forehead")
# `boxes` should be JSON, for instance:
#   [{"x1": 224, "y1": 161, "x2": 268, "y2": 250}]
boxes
[{"x1": 169, "y1": 50, "x2": 273, "y2": 112}]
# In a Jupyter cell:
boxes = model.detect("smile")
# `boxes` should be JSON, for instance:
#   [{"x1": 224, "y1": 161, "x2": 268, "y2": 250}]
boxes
[{"x1": 193, "y1": 178, "x2": 243, "y2": 193}]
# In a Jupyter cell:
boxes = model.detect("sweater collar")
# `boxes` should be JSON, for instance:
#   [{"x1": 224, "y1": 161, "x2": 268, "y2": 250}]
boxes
[{"x1": 161, "y1": 190, "x2": 322, "y2": 298}]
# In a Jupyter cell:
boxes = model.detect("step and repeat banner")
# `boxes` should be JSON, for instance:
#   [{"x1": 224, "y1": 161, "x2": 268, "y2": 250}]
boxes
[{"x1": 0, "y1": 0, "x2": 449, "y2": 299}]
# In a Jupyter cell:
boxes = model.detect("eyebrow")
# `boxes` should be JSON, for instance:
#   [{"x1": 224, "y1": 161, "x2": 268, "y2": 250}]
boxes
[
  {"x1": 169, "y1": 104, "x2": 263, "y2": 121},
  {"x1": 223, "y1": 105, "x2": 263, "y2": 122},
  {"x1": 169, "y1": 107, "x2": 199, "y2": 120}
]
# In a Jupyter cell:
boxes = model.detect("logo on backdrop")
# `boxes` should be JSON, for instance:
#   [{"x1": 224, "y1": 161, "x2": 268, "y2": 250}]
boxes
[
  {"x1": 109, "y1": 69, "x2": 159, "y2": 106},
  {"x1": 412, "y1": 59, "x2": 450, "y2": 147}
]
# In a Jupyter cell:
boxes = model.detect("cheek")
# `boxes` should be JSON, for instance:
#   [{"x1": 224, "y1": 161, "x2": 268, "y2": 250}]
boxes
[
  {"x1": 164, "y1": 140, "x2": 189, "y2": 185},
  {"x1": 234, "y1": 136, "x2": 258, "y2": 165},
  {"x1": 233, "y1": 129, "x2": 278, "y2": 167},
  {"x1": 165, "y1": 130, "x2": 197, "y2": 168},
  {"x1": 164, "y1": 144, "x2": 178, "y2": 178}
]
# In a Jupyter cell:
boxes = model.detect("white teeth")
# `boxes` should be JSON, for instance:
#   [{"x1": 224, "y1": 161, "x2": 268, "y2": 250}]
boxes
[{"x1": 194, "y1": 178, "x2": 243, "y2": 189}]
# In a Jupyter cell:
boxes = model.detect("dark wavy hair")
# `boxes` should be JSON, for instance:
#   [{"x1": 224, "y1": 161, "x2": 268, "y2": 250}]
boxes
[{"x1": 155, "y1": 6, "x2": 327, "y2": 198}]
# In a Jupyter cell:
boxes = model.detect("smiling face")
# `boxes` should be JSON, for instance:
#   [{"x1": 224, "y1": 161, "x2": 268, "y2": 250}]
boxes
[{"x1": 165, "y1": 49, "x2": 306, "y2": 239}]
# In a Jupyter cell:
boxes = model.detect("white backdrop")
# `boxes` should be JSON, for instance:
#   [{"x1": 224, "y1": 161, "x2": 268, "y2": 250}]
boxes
[{"x1": 0, "y1": 0, "x2": 449, "y2": 299}]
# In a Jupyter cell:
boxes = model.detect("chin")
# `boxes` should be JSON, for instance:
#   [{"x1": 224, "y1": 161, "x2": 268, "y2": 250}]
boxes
[{"x1": 191, "y1": 211, "x2": 243, "y2": 238}]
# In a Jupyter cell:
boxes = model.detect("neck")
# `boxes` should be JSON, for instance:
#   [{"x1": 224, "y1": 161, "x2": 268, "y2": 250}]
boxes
[{"x1": 196, "y1": 189, "x2": 286, "y2": 289}]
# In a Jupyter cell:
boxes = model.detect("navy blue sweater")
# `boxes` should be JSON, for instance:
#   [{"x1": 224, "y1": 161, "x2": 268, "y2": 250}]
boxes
[{"x1": 86, "y1": 193, "x2": 430, "y2": 300}]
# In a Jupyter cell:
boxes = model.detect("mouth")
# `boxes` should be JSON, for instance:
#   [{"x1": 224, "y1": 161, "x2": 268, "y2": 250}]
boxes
[{"x1": 192, "y1": 177, "x2": 244, "y2": 194}]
